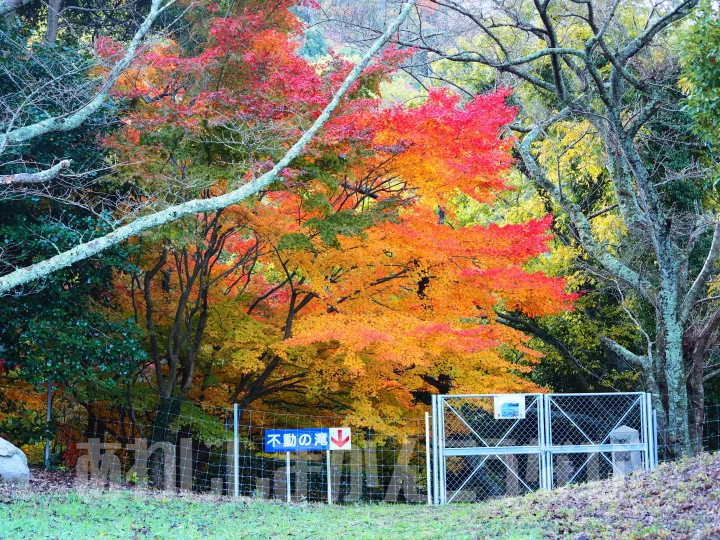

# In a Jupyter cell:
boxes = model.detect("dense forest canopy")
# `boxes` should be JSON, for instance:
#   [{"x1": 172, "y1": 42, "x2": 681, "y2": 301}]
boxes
[{"x1": 0, "y1": 0, "x2": 718, "y2": 460}]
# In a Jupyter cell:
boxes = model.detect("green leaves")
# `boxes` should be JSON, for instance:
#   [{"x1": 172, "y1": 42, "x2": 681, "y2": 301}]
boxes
[
  {"x1": 277, "y1": 232, "x2": 315, "y2": 252},
  {"x1": 2, "y1": 300, "x2": 147, "y2": 387},
  {"x1": 0, "y1": 31, "x2": 144, "y2": 392},
  {"x1": 306, "y1": 210, "x2": 378, "y2": 247},
  {"x1": 680, "y1": 2, "x2": 720, "y2": 143}
]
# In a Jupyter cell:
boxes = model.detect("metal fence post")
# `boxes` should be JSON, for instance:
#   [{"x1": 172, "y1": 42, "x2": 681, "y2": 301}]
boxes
[
  {"x1": 424, "y1": 411, "x2": 431, "y2": 505},
  {"x1": 326, "y1": 449, "x2": 332, "y2": 504},
  {"x1": 641, "y1": 393, "x2": 651, "y2": 471},
  {"x1": 652, "y1": 408, "x2": 658, "y2": 468},
  {"x1": 640, "y1": 392, "x2": 648, "y2": 471},
  {"x1": 645, "y1": 393, "x2": 656, "y2": 469},
  {"x1": 286, "y1": 451, "x2": 291, "y2": 503},
  {"x1": 233, "y1": 403, "x2": 239, "y2": 499},
  {"x1": 543, "y1": 394, "x2": 553, "y2": 491},
  {"x1": 432, "y1": 395, "x2": 439, "y2": 505},
  {"x1": 44, "y1": 377, "x2": 52, "y2": 469},
  {"x1": 538, "y1": 394, "x2": 544, "y2": 490},
  {"x1": 438, "y1": 396, "x2": 447, "y2": 504},
  {"x1": 537, "y1": 394, "x2": 545, "y2": 490}
]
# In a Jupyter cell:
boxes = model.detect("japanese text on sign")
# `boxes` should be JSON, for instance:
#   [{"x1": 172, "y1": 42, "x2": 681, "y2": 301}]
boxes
[{"x1": 264, "y1": 428, "x2": 350, "y2": 452}]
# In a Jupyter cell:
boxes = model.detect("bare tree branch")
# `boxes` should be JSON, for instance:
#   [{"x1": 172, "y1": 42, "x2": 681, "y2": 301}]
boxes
[
  {"x1": 0, "y1": 0, "x2": 176, "y2": 153},
  {"x1": 0, "y1": 159, "x2": 70, "y2": 185},
  {"x1": 599, "y1": 335, "x2": 650, "y2": 371},
  {"x1": 682, "y1": 216, "x2": 720, "y2": 323},
  {"x1": 0, "y1": 0, "x2": 417, "y2": 295}
]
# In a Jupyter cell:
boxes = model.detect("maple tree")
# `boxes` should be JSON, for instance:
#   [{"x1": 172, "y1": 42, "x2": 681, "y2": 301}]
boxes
[
  {"x1": 88, "y1": 1, "x2": 415, "y2": 438},
  {"x1": 97, "y1": 0, "x2": 576, "y2": 427},
  {"x1": 255, "y1": 91, "x2": 576, "y2": 419},
  {"x1": 0, "y1": 1, "x2": 419, "y2": 473}
]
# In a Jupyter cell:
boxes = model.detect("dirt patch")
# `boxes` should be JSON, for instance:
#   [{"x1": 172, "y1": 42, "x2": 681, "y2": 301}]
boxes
[{"x1": 0, "y1": 467, "x2": 75, "y2": 501}]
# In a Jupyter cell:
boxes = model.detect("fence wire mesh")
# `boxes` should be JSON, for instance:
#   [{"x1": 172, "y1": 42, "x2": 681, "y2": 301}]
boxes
[
  {"x1": 442, "y1": 395, "x2": 541, "y2": 449},
  {"x1": 30, "y1": 392, "x2": 720, "y2": 505},
  {"x1": 546, "y1": 394, "x2": 650, "y2": 489},
  {"x1": 547, "y1": 394, "x2": 645, "y2": 448},
  {"x1": 48, "y1": 397, "x2": 428, "y2": 503},
  {"x1": 437, "y1": 393, "x2": 652, "y2": 503},
  {"x1": 551, "y1": 452, "x2": 629, "y2": 487},
  {"x1": 657, "y1": 403, "x2": 720, "y2": 463},
  {"x1": 702, "y1": 404, "x2": 720, "y2": 452},
  {"x1": 440, "y1": 395, "x2": 542, "y2": 502},
  {"x1": 443, "y1": 453, "x2": 541, "y2": 502}
]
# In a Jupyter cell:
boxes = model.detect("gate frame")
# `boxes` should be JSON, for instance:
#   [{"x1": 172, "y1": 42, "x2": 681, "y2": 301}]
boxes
[
  {"x1": 432, "y1": 393, "x2": 546, "y2": 504},
  {"x1": 432, "y1": 392, "x2": 656, "y2": 504},
  {"x1": 543, "y1": 392, "x2": 653, "y2": 487}
]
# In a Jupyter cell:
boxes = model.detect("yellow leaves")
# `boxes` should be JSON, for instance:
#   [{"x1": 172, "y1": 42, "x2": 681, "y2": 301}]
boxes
[
  {"x1": 339, "y1": 348, "x2": 364, "y2": 376},
  {"x1": 19, "y1": 442, "x2": 45, "y2": 466},
  {"x1": 204, "y1": 304, "x2": 276, "y2": 376},
  {"x1": 284, "y1": 306, "x2": 545, "y2": 416},
  {"x1": 592, "y1": 212, "x2": 627, "y2": 249},
  {"x1": 536, "y1": 121, "x2": 605, "y2": 188},
  {"x1": 708, "y1": 276, "x2": 720, "y2": 297},
  {"x1": 228, "y1": 347, "x2": 265, "y2": 374}
]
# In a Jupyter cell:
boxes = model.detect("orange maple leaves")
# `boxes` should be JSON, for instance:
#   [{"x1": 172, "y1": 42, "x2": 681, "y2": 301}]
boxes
[{"x1": 103, "y1": 0, "x2": 575, "y2": 417}]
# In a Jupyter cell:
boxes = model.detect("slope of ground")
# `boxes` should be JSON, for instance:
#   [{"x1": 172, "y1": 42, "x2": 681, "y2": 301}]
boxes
[{"x1": 0, "y1": 453, "x2": 718, "y2": 539}]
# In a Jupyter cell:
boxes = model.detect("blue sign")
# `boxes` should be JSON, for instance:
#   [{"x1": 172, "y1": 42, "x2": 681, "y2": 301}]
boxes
[{"x1": 264, "y1": 428, "x2": 330, "y2": 452}]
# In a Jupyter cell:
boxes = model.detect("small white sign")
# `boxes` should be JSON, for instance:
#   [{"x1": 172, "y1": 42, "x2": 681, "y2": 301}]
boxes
[
  {"x1": 328, "y1": 427, "x2": 351, "y2": 450},
  {"x1": 494, "y1": 395, "x2": 526, "y2": 419}
]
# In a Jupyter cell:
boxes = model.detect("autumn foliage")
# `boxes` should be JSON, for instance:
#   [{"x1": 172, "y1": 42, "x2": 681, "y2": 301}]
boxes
[{"x1": 86, "y1": 0, "x2": 577, "y2": 420}]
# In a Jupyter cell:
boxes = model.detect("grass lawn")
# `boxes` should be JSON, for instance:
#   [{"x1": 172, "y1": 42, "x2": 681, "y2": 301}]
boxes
[
  {"x1": 1, "y1": 453, "x2": 719, "y2": 539},
  {"x1": 0, "y1": 491, "x2": 549, "y2": 539}
]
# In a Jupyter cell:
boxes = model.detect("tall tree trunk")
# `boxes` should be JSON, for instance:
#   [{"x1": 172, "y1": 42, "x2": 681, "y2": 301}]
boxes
[
  {"x1": 148, "y1": 395, "x2": 184, "y2": 488},
  {"x1": 83, "y1": 405, "x2": 108, "y2": 443},
  {"x1": 662, "y1": 316, "x2": 690, "y2": 457},
  {"x1": 683, "y1": 307, "x2": 720, "y2": 454},
  {"x1": 44, "y1": 0, "x2": 62, "y2": 45}
]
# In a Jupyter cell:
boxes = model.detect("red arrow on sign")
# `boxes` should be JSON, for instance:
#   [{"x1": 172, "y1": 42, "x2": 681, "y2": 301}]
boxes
[{"x1": 330, "y1": 429, "x2": 350, "y2": 448}]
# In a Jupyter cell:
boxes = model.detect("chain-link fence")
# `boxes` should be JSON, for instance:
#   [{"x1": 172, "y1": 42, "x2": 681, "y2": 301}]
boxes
[
  {"x1": 435, "y1": 394, "x2": 543, "y2": 503},
  {"x1": 31, "y1": 392, "x2": 720, "y2": 505},
  {"x1": 657, "y1": 403, "x2": 720, "y2": 463},
  {"x1": 433, "y1": 393, "x2": 654, "y2": 504},
  {"x1": 702, "y1": 403, "x2": 720, "y2": 452},
  {"x1": 48, "y1": 396, "x2": 429, "y2": 504},
  {"x1": 545, "y1": 393, "x2": 651, "y2": 493}
]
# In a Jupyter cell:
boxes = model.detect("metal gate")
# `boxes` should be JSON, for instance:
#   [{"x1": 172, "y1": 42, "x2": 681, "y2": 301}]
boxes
[
  {"x1": 431, "y1": 394, "x2": 545, "y2": 504},
  {"x1": 431, "y1": 392, "x2": 656, "y2": 504}
]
